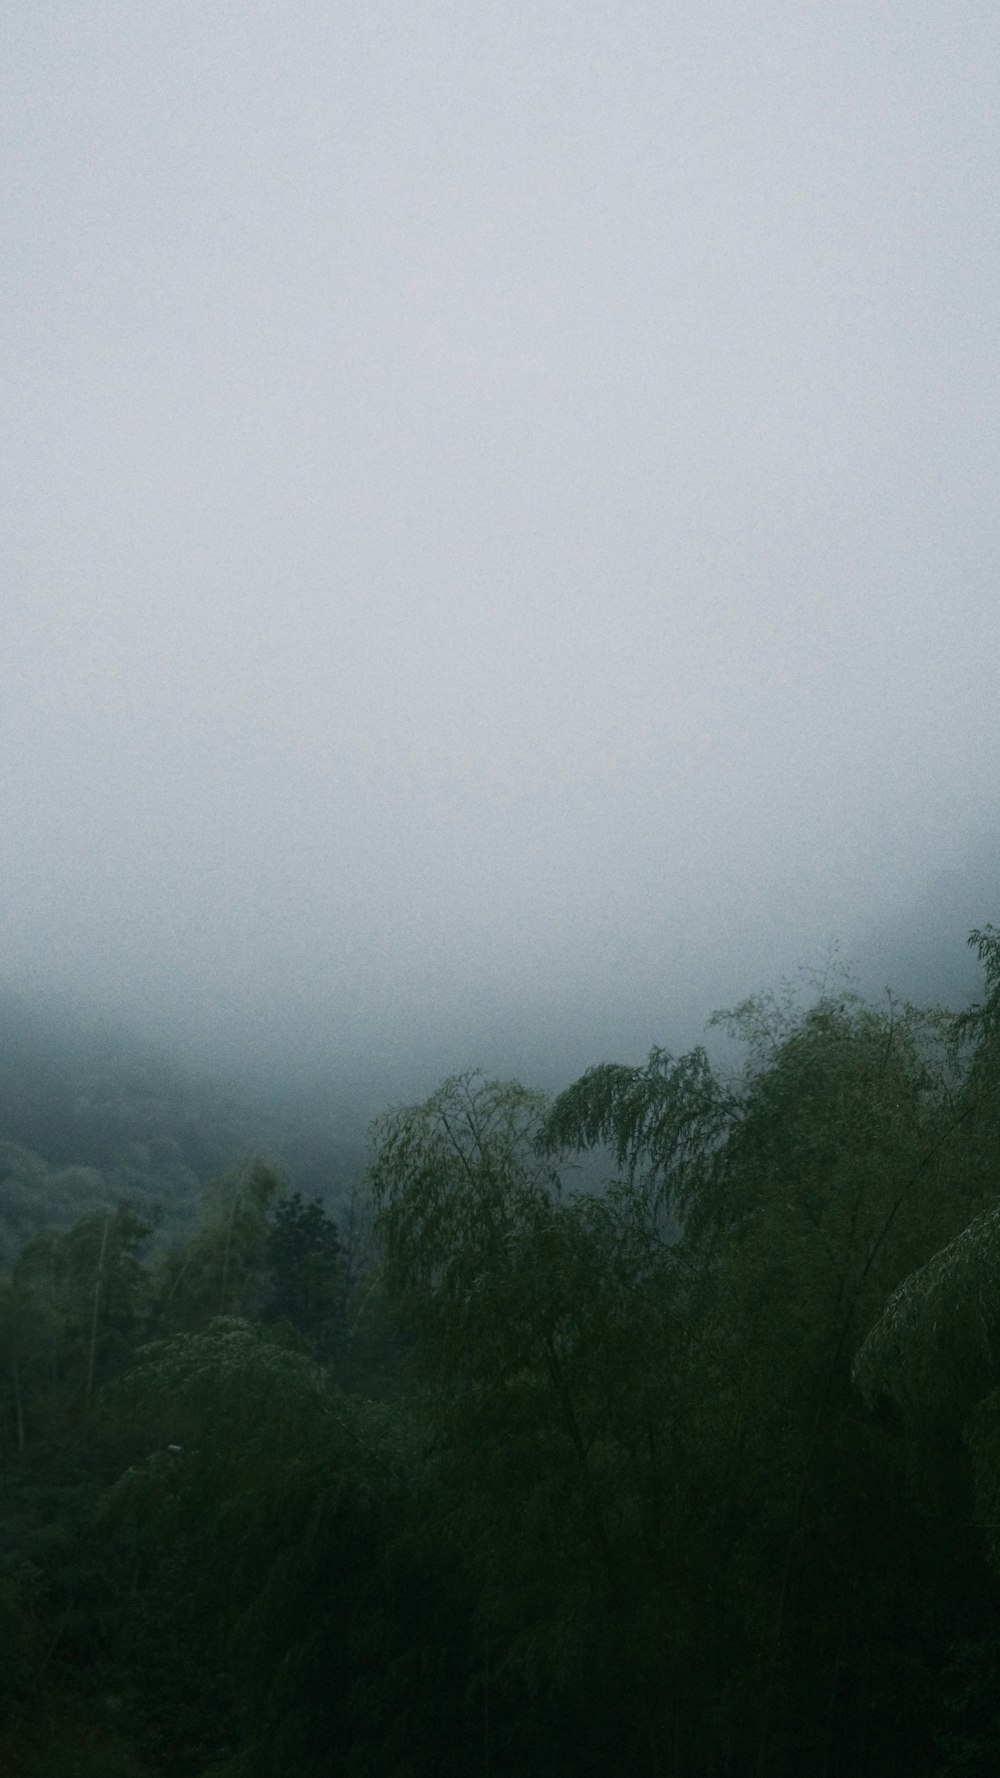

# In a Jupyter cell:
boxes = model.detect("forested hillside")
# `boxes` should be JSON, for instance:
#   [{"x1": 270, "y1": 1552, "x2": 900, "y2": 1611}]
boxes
[
  {"x1": 0, "y1": 996, "x2": 366, "y2": 1264},
  {"x1": 5, "y1": 932, "x2": 1000, "y2": 1774}
]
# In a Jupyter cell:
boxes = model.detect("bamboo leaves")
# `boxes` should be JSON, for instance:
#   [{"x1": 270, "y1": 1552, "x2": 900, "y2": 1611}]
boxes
[{"x1": 855, "y1": 1205, "x2": 1000, "y2": 1412}]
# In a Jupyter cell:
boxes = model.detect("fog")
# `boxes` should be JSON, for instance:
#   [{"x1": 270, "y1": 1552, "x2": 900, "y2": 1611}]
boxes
[{"x1": 3, "y1": 3, "x2": 998, "y2": 1106}]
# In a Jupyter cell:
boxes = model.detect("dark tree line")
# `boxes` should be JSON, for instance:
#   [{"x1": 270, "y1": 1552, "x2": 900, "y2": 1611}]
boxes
[{"x1": 6, "y1": 930, "x2": 1000, "y2": 1774}]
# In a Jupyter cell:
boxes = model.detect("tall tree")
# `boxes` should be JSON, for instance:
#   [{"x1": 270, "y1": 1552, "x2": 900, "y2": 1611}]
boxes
[
  {"x1": 97, "y1": 1318, "x2": 473, "y2": 1778},
  {"x1": 263, "y1": 1190, "x2": 344, "y2": 1354},
  {"x1": 151, "y1": 1159, "x2": 281, "y2": 1334},
  {"x1": 4, "y1": 1202, "x2": 153, "y2": 1450},
  {"x1": 371, "y1": 1073, "x2": 731, "y2": 1774}
]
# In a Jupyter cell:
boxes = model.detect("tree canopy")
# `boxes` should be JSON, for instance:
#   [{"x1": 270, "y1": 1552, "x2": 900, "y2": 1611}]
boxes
[{"x1": 7, "y1": 931, "x2": 1000, "y2": 1775}]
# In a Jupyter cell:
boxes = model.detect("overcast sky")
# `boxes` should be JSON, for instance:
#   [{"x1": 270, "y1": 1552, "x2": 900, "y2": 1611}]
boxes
[{"x1": 3, "y1": 2, "x2": 998, "y2": 1097}]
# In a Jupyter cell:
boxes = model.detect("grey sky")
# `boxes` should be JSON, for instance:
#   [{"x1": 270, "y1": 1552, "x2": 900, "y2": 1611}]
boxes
[{"x1": 3, "y1": 3, "x2": 998, "y2": 1096}]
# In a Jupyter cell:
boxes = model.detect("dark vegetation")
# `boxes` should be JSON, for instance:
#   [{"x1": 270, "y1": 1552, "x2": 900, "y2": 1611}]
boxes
[
  {"x1": 5, "y1": 931, "x2": 1000, "y2": 1773},
  {"x1": 0, "y1": 994, "x2": 365, "y2": 1266}
]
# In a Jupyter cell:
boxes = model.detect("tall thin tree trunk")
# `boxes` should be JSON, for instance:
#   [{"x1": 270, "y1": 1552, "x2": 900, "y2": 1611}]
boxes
[
  {"x1": 11, "y1": 1358, "x2": 25, "y2": 1460},
  {"x1": 818, "y1": 1620, "x2": 847, "y2": 1778},
  {"x1": 84, "y1": 1209, "x2": 113, "y2": 1426},
  {"x1": 220, "y1": 1180, "x2": 242, "y2": 1315},
  {"x1": 483, "y1": 1619, "x2": 491, "y2": 1778}
]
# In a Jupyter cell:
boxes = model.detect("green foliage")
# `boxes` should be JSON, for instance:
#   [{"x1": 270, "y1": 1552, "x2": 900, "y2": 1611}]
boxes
[
  {"x1": 150, "y1": 1160, "x2": 282, "y2": 1335},
  {"x1": 11, "y1": 935, "x2": 1000, "y2": 1774},
  {"x1": 937, "y1": 1633, "x2": 1000, "y2": 1776},
  {"x1": 263, "y1": 1190, "x2": 344, "y2": 1353},
  {"x1": 849, "y1": 930, "x2": 1000, "y2": 1697},
  {"x1": 0, "y1": 1558, "x2": 44, "y2": 1720},
  {"x1": 370, "y1": 1073, "x2": 557, "y2": 1365},
  {"x1": 539, "y1": 1044, "x2": 735, "y2": 1244},
  {"x1": 534, "y1": 983, "x2": 976, "y2": 1773},
  {"x1": 97, "y1": 1319, "x2": 475, "y2": 1777},
  {"x1": 370, "y1": 1072, "x2": 736, "y2": 1770},
  {"x1": 855, "y1": 1204, "x2": 1000, "y2": 1415},
  {"x1": 0, "y1": 997, "x2": 366, "y2": 1263},
  {"x1": 953, "y1": 926, "x2": 1000, "y2": 1080},
  {"x1": 0, "y1": 1142, "x2": 130, "y2": 1270},
  {"x1": 731, "y1": 992, "x2": 952, "y2": 1306},
  {"x1": 1, "y1": 1203, "x2": 155, "y2": 1454}
]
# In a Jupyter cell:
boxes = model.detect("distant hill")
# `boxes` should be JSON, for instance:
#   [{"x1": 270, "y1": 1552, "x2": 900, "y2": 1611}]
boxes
[{"x1": 0, "y1": 988, "x2": 368, "y2": 1266}]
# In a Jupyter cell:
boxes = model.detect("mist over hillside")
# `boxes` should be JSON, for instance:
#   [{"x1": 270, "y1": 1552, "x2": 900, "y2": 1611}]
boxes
[
  {"x1": 7, "y1": 836, "x2": 996, "y2": 1119},
  {"x1": 0, "y1": 985, "x2": 368, "y2": 1264},
  {"x1": 3, "y1": 8, "x2": 999, "y2": 1769},
  {"x1": 4, "y1": 848, "x2": 995, "y2": 1167},
  {"x1": 5, "y1": 5, "x2": 999, "y2": 1167}
]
